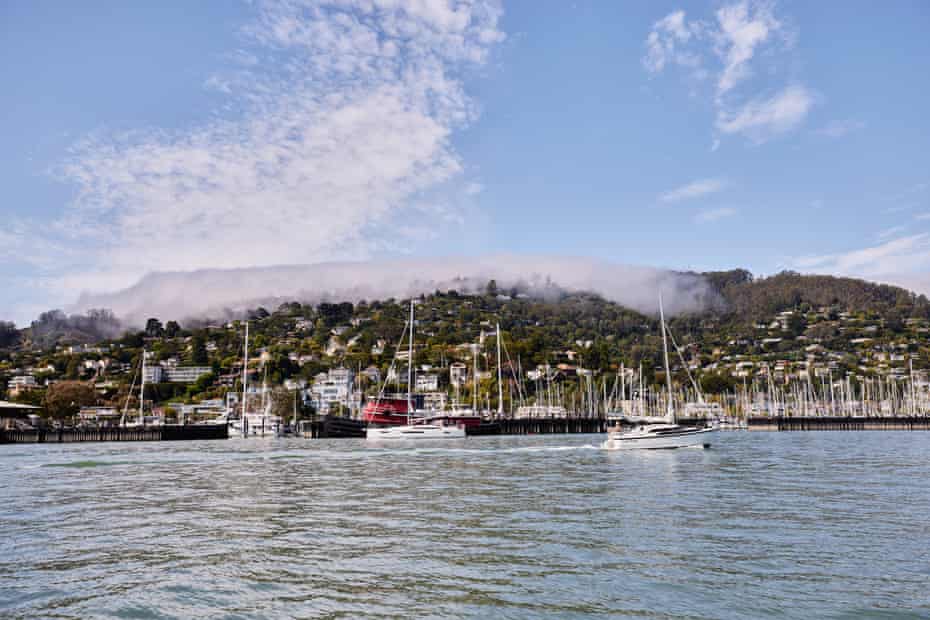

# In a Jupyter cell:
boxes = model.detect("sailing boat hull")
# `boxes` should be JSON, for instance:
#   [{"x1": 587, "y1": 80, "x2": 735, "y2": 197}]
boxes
[
  {"x1": 602, "y1": 426, "x2": 716, "y2": 450},
  {"x1": 366, "y1": 424, "x2": 466, "y2": 440}
]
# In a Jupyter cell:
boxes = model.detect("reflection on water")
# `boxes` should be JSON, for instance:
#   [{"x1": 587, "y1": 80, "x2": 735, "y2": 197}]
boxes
[{"x1": 2, "y1": 433, "x2": 929, "y2": 618}]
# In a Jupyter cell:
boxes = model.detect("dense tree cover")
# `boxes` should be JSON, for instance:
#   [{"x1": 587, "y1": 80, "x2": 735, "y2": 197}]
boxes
[{"x1": 709, "y1": 270, "x2": 930, "y2": 322}]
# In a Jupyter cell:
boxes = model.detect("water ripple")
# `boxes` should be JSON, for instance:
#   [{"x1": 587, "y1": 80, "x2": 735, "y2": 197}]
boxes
[{"x1": 2, "y1": 433, "x2": 930, "y2": 618}]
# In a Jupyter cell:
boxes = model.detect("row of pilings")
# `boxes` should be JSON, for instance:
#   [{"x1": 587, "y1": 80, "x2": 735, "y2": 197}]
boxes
[{"x1": 0, "y1": 424, "x2": 228, "y2": 444}]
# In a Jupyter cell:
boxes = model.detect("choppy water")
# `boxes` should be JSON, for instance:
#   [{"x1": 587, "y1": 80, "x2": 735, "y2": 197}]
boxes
[{"x1": 2, "y1": 433, "x2": 929, "y2": 619}]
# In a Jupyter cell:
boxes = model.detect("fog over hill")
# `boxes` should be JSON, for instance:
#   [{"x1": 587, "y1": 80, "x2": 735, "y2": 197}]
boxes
[{"x1": 71, "y1": 256, "x2": 718, "y2": 326}]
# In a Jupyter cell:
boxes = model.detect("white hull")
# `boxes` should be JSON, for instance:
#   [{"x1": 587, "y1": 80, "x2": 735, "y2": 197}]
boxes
[
  {"x1": 366, "y1": 424, "x2": 466, "y2": 440},
  {"x1": 602, "y1": 426, "x2": 717, "y2": 450}
]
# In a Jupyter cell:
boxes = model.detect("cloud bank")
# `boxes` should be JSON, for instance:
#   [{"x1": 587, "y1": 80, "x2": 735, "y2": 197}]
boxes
[
  {"x1": 40, "y1": 0, "x2": 503, "y2": 302},
  {"x1": 71, "y1": 256, "x2": 719, "y2": 325}
]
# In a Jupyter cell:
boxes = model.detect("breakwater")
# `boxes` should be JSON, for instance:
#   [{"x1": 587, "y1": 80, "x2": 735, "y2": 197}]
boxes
[
  {"x1": 748, "y1": 416, "x2": 930, "y2": 431},
  {"x1": 0, "y1": 424, "x2": 228, "y2": 444}
]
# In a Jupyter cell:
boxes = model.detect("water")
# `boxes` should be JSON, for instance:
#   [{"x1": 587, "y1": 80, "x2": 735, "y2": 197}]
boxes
[{"x1": 2, "y1": 433, "x2": 929, "y2": 619}]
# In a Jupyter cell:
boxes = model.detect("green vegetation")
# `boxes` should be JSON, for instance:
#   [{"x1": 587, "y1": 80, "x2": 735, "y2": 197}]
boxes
[{"x1": 1, "y1": 270, "x2": 928, "y2": 417}]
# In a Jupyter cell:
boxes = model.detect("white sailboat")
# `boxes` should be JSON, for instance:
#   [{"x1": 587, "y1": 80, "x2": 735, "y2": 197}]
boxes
[
  {"x1": 602, "y1": 297, "x2": 717, "y2": 450},
  {"x1": 366, "y1": 300, "x2": 466, "y2": 441},
  {"x1": 122, "y1": 349, "x2": 162, "y2": 428},
  {"x1": 229, "y1": 321, "x2": 282, "y2": 438}
]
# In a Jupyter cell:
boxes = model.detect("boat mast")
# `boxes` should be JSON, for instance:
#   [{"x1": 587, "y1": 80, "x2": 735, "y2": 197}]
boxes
[
  {"x1": 139, "y1": 348, "x2": 146, "y2": 425},
  {"x1": 242, "y1": 321, "x2": 249, "y2": 434},
  {"x1": 496, "y1": 323, "x2": 504, "y2": 418},
  {"x1": 659, "y1": 295, "x2": 675, "y2": 424},
  {"x1": 407, "y1": 299, "x2": 414, "y2": 425},
  {"x1": 472, "y1": 342, "x2": 478, "y2": 413}
]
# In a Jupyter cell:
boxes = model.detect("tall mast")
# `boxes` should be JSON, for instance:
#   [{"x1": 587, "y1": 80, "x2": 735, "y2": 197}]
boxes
[
  {"x1": 659, "y1": 295, "x2": 674, "y2": 424},
  {"x1": 241, "y1": 321, "x2": 249, "y2": 428},
  {"x1": 407, "y1": 299, "x2": 414, "y2": 425},
  {"x1": 139, "y1": 349, "x2": 146, "y2": 425},
  {"x1": 472, "y1": 342, "x2": 478, "y2": 413},
  {"x1": 496, "y1": 323, "x2": 504, "y2": 417}
]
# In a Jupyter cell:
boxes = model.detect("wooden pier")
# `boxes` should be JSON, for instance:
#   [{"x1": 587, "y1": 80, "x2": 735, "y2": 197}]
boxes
[
  {"x1": 0, "y1": 424, "x2": 228, "y2": 444},
  {"x1": 748, "y1": 416, "x2": 930, "y2": 431}
]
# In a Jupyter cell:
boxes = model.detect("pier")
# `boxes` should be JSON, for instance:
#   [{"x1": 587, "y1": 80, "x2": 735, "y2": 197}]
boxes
[
  {"x1": 748, "y1": 416, "x2": 930, "y2": 431},
  {"x1": 0, "y1": 424, "x2": 228, "y2": 444}
]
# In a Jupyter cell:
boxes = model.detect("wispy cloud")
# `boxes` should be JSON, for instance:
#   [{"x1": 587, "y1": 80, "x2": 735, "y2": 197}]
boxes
[
  {"x1": 877, "y1": 225, "x2": 906, "y2": 240},
  {"x1": 716, "y1": 85, "x2": 814, "y2": 142},
  {"x1": 714, "y1": 1, "x2": 781, "y2": 98},
  {"x1": 816, "y1": 119, "x2": 866, "y2": 138},
  {"x1": 31, "y1": 0, "x2": 504, "y2": 305},
  {"x1": 659, "y1": 178, "x2": 727, "y2": 203},
  {"x1": 643, "y1": 1, "x2": 811, "y2": 144},
  {"x1": 694, "y1": 207, "x2": 737, "y2": 223},
  {"x1": 793, "y1": 234, "x2": 930, "y2": 283}
]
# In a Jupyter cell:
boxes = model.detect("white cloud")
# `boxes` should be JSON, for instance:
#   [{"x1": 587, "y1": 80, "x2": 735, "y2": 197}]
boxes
[
  {"x1": 659, "y1": 178, "x2": 727, "y2": 203},
  {"x1": 643, "y1": 1, "x2": 810, "y2": 144},
  {"x1": 816, "y1": 119, "x2": 866, "y2": 138},
  {"x1": 793, "y1": 235, "x2": 930, "y2": 288},
  {"x1": 32, "y1": 0, "x2": 504, "y2": 305},
  {"x1": 643, "y1": 10, "x2": 700, "y2": 74},
  {"x1": 716, "y1": 85, "x2": 814, "y2": 142},
  {"x1": 694, "y1": 207, "x2": 737, "y2": 223},
  {"x1": 714, "y1": 1, "x2": 780, "y2": 97},
  {"x1": 877, "y1": 225, "x2": 907, "y2": 240}
]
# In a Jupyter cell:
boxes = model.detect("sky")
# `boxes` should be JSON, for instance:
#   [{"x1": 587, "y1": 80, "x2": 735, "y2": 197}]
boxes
[{"x1": 2, "y1": 0, "x2": 929, "y2": 325}]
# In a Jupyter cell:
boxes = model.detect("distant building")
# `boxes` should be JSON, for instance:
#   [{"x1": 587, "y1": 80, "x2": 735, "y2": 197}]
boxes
[
  {"x1": 361, "y1": 366, "x2": 382, "y2": 384},
  {"x1": 143, "y1": 365, "x2": 211, "y2": 384},
  {"x1": 311, "y1": 367, "x2": 354, "y2": 414},
  {"x1": 415, "y1": 373, "x2": 439, "y2": 392},
  {"x1": 7, "y1": 376, "x2": 37, "y2": 397},
  {"x1": 449, "y1": 362, "x2": 468, "y2": 387},
  {"x1": 78, "y1": 406, "x2": 121, "y2": 427}
]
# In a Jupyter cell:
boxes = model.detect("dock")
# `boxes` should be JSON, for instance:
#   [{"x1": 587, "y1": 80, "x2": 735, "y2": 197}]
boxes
[
  {"x1": 748, "y1": 416, "x2": 930, "y2": 431},
  {"x1": 0, "y1": 424, "x2": 228, "y2": 444}
]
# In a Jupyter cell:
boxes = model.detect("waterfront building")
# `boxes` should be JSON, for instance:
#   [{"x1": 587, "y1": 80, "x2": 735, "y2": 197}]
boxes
[{"x1": 311, "y1": 367, "x2": 354, "y2": 414}]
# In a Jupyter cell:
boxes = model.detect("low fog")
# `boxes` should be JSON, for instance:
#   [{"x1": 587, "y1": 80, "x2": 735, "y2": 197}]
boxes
[{"x1": 71, "y1": 256, "x2": 719, "y2": 326}]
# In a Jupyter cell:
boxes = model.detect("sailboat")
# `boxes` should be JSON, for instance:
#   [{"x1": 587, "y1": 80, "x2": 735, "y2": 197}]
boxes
[
  {"x1": 366, "y1": 300, "x2": 466, "y2": 440},
  {"x1": 602, "y1": 297, "x2": 717, "y2": 450},
  {"x1": 122, "y1": 349, "x2": 162, "y2": 427},
  {"x1": 228, "y1": 321, "x2": 282, "y2": 438}
]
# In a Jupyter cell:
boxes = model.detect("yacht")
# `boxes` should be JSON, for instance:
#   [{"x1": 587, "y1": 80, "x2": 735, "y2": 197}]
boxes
[
  {"x1": 366, "y1": 300, "x2": 466, "y2": 441},
  {"x1": 602, "y1": 297, "x2": 717, "y2": 450}
]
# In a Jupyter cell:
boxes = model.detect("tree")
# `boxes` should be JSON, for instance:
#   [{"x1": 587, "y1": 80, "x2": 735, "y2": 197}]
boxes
[
  {"x1": 65, "y1": 357, "x2": 81, "y2": 380},
  {"x1": 145, "y1": 318, "x2": 164, "y2": 338},
  {"x1": 190, "y1": 333, "x2": 208, "y2": 365},
  {"x1": 44, "y1": 381, "x2": 96, "y2": 421},
  {"x1": 700, "y1": 373, "x2": 735, "y2": 394},
  {"x1": 0, "y1": 321, "x2": 19, "y2": 349}
]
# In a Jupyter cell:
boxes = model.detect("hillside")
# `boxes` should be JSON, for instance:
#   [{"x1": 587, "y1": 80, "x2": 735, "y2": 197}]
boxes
[{"x1": 2, "y1": 270, "x2": 930, "y2": 418}]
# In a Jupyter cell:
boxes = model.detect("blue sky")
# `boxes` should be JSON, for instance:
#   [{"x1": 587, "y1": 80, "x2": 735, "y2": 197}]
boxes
[{"x1": 2, "y1": 0, "x2": 929, "y2": 324}]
